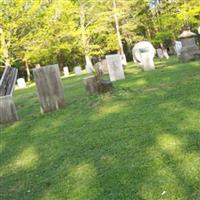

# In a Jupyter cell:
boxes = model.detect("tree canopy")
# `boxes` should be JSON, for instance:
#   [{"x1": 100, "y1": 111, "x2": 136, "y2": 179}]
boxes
[{"x1": 0, "y1": 0, "x2": 199, "y2": 78}]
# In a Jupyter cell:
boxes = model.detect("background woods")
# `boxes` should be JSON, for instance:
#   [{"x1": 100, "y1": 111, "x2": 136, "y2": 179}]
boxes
[{"x1": 0, "y1": 0, "x2": 200, "y2": 79}]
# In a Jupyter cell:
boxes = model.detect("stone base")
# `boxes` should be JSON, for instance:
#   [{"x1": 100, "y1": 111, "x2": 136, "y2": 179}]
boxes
[{"x1": 179, "y1": 46, "x2": 200, "y2": 62}]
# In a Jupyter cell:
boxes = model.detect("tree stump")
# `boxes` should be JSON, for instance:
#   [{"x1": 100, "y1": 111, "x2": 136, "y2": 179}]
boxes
[
  {"x1": 84, "y1": 76, "x2": 112, "y2": 95},
  {"x1": 33, "y1": 65, "x2": 65, "y2": 113}
]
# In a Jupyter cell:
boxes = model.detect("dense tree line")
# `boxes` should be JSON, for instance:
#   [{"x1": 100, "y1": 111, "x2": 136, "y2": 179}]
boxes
[{"x1": 0, "y1": 0, "x2": 199, "y2": 80}]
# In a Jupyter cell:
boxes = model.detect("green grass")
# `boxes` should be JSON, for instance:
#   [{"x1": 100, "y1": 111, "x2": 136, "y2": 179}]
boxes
[{"x1": 0, "y1": 57, "x2": 200, "y2": 200}]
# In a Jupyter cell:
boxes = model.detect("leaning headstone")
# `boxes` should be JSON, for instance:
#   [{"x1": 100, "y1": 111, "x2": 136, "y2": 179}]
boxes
[
  {"x1": 17, "y1": 78, "x2": 26, "y2": 89},
  {"x1": 74, "y1": 66, "x2": 82, "y2": 76},
  {"x1": 33, "y1": 65, "x2": 65, "y2": 113},
  {"x1": 0, "y1": 67, "x2": 18, "y2": 124},
  {"x1": 106, "y1": 54, "x2": 125, "y2": 81},
  {"x1": 63, "y1": 66, "x2": 69, "y2": 77},
  {"x1": 132, "y1": 41, "x2": 156, "y2": 71}
]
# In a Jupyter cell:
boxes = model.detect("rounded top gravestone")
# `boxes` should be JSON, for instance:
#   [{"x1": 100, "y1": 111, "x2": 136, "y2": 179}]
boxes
[{"x1": 132, "y1": 41, "x2": 156, "y2": 63}]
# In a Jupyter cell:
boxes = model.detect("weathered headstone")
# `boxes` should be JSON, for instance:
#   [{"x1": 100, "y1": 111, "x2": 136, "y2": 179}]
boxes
[
  {"x1": 0, "y1": 67, "x2": 18, "y2": 124},
  {"x1": 101, "y1": 59, "x2": 109, "y2": 74},
  {"x1": 174, "y1": 41, "x2": 182, "y2": 56},
  {"x1": 157, "y1": 48, "x2": 164, "y2": 58},
  {"x1": 121, "y1": 54, "x2": 127, "y2": 66},
  {"x1": 63, "y1": 66, "x2": 69, "y2": 77},
  {"x1": 106, "y1": 54, "x2": 125, "y2": 81},
  {"x1": 179, "y1": 29, "x2": 200, "y2": 62},
  {"x1": 33, "y1": 65, "x2": 65, "y2": 113},
  {"x1": 85, "y1": 64, "x2": 94, "y2": 74},
  {"x1": 17, "y1": 78, "x2": 26, "y2": 89},
  {"x1": 132, "y1": 41, "x2": 156, "y2": 71},
  {"x1": 74, "y1": 66, "x2": 82, "y2": 76},
  {"x1": 163, "y1": 49, "x2": 169, "y2": 59},
  {"x1": 94, "y1": 62, "x2": 103, "y2": 77}
]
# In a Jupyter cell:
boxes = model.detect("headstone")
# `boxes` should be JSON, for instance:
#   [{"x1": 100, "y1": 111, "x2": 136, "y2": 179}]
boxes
[
  {"x1": 94, "y1": 62, "x2": 103, "y2": 77},
  {"x1": 174, "y1": 41, "x2": 182, "y2": 56},
  {"x1": 0, "y1": 67, "x2": 18, "y2": 124},
  {"x1": 157, "y1": 48, "x2": 164, "y2": 58},
  {"x1": 106, "y1": 54, "x2": 125, "y2": 81},
  {"x1": 121, "y1": 54, "x2": 127, "y2": 66},
  {"x1": 179, "y1": 29, "x2": 200, "y2": 61},
  {"x1": 33, "y1": 65, "x2": 65, "y2": 113},
  {"x1": 163, "y1": 49, "x2": 169, "y2": 59},
  {"x1": 132, "y1": 41, "x2": 156, "y2": 71},
  {"x1": 35, "y1": 64, "x2": 41, "y2": 68},
  {"x1": 101, "y1": 59, "x2": 109, "y2": 74},
  {"x1": 17, "y1": 78, "x2": 26, "y2": 89},
  {"x1": 74, "y1": 66, "x2": 82, "y2": 76},
  {"x1": 85, "y1": 64, "x2": 94, "y2": 74},
  {"x1": 140, "y1": 52, "x2": 155, "y2": 71},
  {"x1": 63, "y1": 66, "x2": 69, "y2": 77}
]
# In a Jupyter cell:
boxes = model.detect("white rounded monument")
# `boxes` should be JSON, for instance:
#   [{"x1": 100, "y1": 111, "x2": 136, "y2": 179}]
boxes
[{"x1": 132, "y1": 41, "x2": 156, "y2": 71}]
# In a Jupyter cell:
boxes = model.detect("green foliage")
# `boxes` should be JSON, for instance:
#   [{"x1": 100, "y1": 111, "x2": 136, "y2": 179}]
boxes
[{"x1": 0, "y1": 0, "x2": 199, "y2": 72}]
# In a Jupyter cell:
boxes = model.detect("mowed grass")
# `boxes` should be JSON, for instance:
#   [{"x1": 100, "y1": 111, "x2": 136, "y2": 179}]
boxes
[{"x1": 0, "y1": 57, "x2": 200, "y2": 200}]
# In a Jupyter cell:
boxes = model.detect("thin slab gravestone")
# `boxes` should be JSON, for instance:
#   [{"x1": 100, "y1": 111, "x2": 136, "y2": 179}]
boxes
[
  {"x1": 74, "y1": 66, "x2": 82, "y2": 76},
  {"x1": 157, "y1": 48, "x2": 164, "y2": 58},
  {"x1": 63, "y1": 66, "x2": 69, "y2": 77},
  {"x1": 17, "y1": 78, "x2": 26, "y2": 89},
  {"x1": 33, "y1": 65, "x2": 65, "y2": 114},
  {"x1": 85, "y1": 64, "x2": 94, "y2": 74},
  {"x1": 101, "y1": 59, "x2": 109, "y2": 74},
  {"x1": 106, "y1": 54, "x2": 125, "y2": 81},
  {"x1": 0, "y1": 66, "x2": 18, "y2": 124}
]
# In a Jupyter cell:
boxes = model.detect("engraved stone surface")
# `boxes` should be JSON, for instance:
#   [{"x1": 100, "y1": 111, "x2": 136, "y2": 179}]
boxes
[{"x1": 106, "y1": 54, "x2": 125, "y2": 81}]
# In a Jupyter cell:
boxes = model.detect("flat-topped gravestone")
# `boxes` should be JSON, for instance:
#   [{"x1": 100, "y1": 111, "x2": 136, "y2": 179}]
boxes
[
  {"x1": 63, "y1": 66, "x2": 69, "y2": 77},
  {"x1": 74, "y1": 66, "x2": 82, "y2": 76},
  {"x1": 33, "y1": 65, "x2": 65, "y2": 113},
  {"x1": 132, "y1": 41, "x2": 156, "y2": 71},
  {"x1": 106, "y1": 54, "x2": 125, "y2": 81},
  {"x1": 17, "y1": 78, "x2": 26, "y2": 89},
  {"x1": 157, "y1": 48, "x2": 164, "y2": 58},
  {"x1": 85, "y1": 64, "x2": 94, "y2": 74}
]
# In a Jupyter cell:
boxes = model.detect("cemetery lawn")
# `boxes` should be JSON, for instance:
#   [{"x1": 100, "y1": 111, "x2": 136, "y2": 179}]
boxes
[{"x1": 1, "y1": 57, "x2": 200, "y2": 200}]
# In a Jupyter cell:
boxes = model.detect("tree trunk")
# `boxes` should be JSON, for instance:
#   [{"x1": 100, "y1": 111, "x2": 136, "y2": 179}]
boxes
[
  {"x1": 85, "y1": 55, "x2": 92, "y2": 66},
  {"x1": 25, "y1": 60, "x2": 31, "y2": 82},
  {"x1": 0, "y1": 28, "x2": 10, "y2": 66},
  {"x1": 113, "y1": 0, "x2": 124, "y2": 55},
  {"x1": 80, "y1": 4, "x2": 91, "y2": 66}
]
